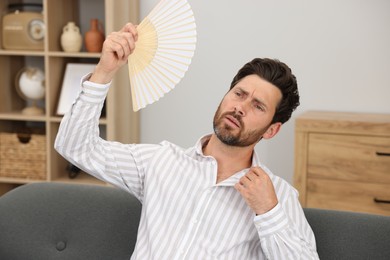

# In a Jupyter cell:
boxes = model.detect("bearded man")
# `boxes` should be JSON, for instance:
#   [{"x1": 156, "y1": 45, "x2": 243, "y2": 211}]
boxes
[{"x1": 55, "y1": 23, "x2": 319, "y2": 259}]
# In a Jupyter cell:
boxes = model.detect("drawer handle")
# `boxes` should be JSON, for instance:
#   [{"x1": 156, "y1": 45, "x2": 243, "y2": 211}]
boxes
[
  {"x1": 376, "y1": 152, "x2": 390, "y2": 157},
  {"x1": 374, "y1": 198, "x2": 390, "y2": 204}
]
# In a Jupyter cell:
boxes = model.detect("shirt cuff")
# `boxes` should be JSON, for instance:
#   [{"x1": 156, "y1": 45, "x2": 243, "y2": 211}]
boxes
[
  {"x1": 254, "y1": 203, "x2": 290, "y2": 237},
  {"x1": 80, "y1": 73, "x2": 111, "y2": 103}
]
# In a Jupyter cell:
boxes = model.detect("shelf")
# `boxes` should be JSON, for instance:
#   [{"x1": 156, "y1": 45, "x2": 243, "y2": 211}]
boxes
[
  {"x1": 0, "y1": 0, "x2": 140, "y2": 196},
  {"x1": 0, "y1": 174, "x2": 106, "y2": 186},
  {"x1": 0, "y1": 50, "x2": 101, "y2": 58},
  {"x1": 49, "y1": 116, "x2": 107, "y2": 125},
  {"x1": 0, "y1": 50, "x2": 45, "y2": 56},
  {"x1": 0, "y1": 112, "x2": 46, "y2": 122},
  {"x1": 0, "y1": 177, "x2": 45, "y2": 185},
  {"x1": 48, "y1": 51, "x2": 101, "y2": 58}
]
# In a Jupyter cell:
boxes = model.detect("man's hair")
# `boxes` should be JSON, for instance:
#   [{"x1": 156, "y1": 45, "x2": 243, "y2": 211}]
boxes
[{"x1": 230, "y1": 58, "x2": 300, "y2": 124}]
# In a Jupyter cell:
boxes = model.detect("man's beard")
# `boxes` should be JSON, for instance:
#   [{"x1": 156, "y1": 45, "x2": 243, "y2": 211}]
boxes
[{"x1": 213, "y1": 105, "x2": 267, "y2": 147}]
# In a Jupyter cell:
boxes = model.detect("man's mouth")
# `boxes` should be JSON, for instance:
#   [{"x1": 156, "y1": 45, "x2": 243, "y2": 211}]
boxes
[{"x1": 224, "y1": 114, "x2": 241, "y2": 128}]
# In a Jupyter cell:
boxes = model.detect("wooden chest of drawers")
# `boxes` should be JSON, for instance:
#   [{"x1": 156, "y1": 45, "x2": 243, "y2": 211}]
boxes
[{"x1": 294, "y1": 111, "x2": 390, "y2": 216}]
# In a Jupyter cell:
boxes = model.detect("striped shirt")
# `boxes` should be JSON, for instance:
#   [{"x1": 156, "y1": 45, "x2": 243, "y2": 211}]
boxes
[{"x1": 55, "y1": 75, "x2": 319, "y2": 260}]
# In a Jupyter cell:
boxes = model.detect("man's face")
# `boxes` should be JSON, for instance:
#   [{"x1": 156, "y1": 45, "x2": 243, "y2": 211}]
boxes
[{"x1": 213, "y1": 74, "x2": 282, "y2": 147}]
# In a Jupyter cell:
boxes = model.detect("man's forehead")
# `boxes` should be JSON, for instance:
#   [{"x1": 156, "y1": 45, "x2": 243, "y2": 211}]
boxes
[
  {"x1": 231, "y1": 75, "x2": 282, "y2": 108},
  {"x1": 233, "y1": 75, "x2": 276, "y2": 94}
]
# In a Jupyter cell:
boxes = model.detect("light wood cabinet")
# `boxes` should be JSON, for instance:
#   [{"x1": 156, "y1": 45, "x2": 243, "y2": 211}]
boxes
[
  {"x1": 0, "y1": 0, "x2": 140, "y2": 195},
  {"x1": 294, "y1": 111, "x2": 390, "y2": 216}
]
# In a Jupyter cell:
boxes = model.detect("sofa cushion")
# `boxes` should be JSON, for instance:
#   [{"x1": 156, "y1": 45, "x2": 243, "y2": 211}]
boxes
[{"x1": 0, "y1": 182, "x2": 141, "y2": 260}]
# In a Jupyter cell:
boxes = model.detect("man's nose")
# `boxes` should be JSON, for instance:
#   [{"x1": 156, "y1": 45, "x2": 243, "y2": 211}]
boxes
[{"x1": 234, "y1": 103, "x2": 246, "y2": 116}]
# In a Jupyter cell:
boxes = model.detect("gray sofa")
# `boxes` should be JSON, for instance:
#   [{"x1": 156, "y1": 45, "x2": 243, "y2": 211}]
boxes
[{"x1": 0, "y1": 182, "x2": 389, "y2": 260}]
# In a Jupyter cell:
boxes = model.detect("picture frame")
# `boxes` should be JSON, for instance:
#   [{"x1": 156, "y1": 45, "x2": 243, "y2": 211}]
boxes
[{"x1": 56, "y1": 63, "x2": 96, "y2": 115}]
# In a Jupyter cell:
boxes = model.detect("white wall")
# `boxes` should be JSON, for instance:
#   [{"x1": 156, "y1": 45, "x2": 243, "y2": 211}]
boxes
[{"x1": 139, "y1": 0, "x2": 390, "y2": 184}]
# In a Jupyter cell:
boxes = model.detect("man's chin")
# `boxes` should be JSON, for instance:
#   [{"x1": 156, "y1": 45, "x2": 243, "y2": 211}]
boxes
[
  {"x1": 214, "y1": 123, "x2": 242, "y2": 145},
  {"x1": 215, "y1": 131, "x2": 240, "y2": 146}
]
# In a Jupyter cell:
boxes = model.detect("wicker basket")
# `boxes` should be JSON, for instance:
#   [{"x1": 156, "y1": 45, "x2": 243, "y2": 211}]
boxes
[{"x1": 0, "y1": 132, "x2": 46, "y2": 180}]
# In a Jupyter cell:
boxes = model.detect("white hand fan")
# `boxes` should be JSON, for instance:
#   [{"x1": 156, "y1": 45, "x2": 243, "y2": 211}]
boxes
[{"x1": 128, "y1": 0, "x2": 197, "y2": 111}]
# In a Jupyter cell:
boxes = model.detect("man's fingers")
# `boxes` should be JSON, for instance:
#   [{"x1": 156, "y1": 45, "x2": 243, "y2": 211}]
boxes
[
  {"x1": 235, "y1": 167, "x2": 278, "y2": 215},
  {"x1": 238, "y1": 175, "x2": 253, "y2": 190},
  {"x1": 234, "y1": 182, "x2": 244, "y2": 192},
  {"x1": 106, "y1": 32, "x2": 136, "y2": 59},
  {"x1": 249, "y1": 167, "x2": 265, "y2": 177},
  {"x1": 237, "y1": 167, "x2": 268, "y2": 189},
  {"x1": 120, "y1": 23, "x2": 138, "y2": 41},
  {"x1": 128, "y1": 24, "x2": 138, "y2": 42},
  {"x1": 241, "y1": 169, "x2": 261, "y2": 184}
]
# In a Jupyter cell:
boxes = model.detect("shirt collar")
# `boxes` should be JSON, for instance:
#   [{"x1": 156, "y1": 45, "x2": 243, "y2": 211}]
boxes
[
  {"x1": 195, "y1": 134, "x2": 212, "y2": 156},
  {"x1": 194, "y1": 134, "x2": 263, "y2": 186},
  {"x1": 195, "y1": 134, "x2": 261, "y2": 164}
]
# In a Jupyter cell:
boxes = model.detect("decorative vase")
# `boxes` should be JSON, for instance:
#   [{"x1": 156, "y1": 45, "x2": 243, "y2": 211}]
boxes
[
  {"x1": 84, "y1": 19, "x2": 104, "y2": 52},
  {"x1": 60, "y1": 22, "x2": 82, "y2": 52}
]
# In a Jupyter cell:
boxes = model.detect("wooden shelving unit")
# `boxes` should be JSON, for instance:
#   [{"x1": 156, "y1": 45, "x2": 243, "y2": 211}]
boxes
[{"x1": 0, "y1": 0, "x2": 140, "y2": 195}]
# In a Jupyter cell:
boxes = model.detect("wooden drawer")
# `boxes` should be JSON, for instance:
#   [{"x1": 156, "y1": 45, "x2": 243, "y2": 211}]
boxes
[
  {"x1": 307, "y1": 133, "x2": 390, "y2": 183},
  {"x1": 307, "y1": 178, "x2": 390, "y2": 215}
]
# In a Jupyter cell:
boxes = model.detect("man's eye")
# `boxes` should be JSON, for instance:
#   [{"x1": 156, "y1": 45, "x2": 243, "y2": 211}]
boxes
[
  {"x1": 234, "y1": 92, "x2": 244, "y2": 99},
  {"x1": 255, "y1": 104, "x2": 264, "y2": 111}
]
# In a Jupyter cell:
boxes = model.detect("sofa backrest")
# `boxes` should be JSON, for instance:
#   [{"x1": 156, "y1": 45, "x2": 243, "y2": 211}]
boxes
[
  {"x1": 304, "y1": 207, "x2": 390, "y2": 260},
  {"x1": 0, "y1": 182, "x2": 141, "y2": 260},
  {"x1": 1, "y1": 182, "x2": 389, "y2": 259}
]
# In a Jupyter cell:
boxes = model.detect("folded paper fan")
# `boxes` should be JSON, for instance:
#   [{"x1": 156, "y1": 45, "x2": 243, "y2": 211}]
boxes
[{"x1": 128, "y1": 0, "x2": 197, "y2": 111}]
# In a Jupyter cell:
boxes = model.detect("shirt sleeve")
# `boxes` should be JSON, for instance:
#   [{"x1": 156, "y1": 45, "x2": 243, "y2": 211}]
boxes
[
  {"x1": 254, "y1": 184, "x2": 319, "y2": 259},
  {"x1": 54, "y1": 74, "x2": 158, "y2": 202}
]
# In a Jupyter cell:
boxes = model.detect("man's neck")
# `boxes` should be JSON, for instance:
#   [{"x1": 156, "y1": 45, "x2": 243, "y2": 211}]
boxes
[{"x1": 203, "y1": 134, "x2": 254, "y2": 183}]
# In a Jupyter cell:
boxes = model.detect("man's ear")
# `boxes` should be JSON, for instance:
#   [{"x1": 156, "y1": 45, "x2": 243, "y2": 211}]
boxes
[{"x1": 262, "y1": 122, "x2": 282, "y2": 139}]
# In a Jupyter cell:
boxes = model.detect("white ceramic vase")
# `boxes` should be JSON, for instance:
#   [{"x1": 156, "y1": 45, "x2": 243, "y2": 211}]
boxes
[{"x1": 60, "y1": 22, "x2": 82, "y2": 52}]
